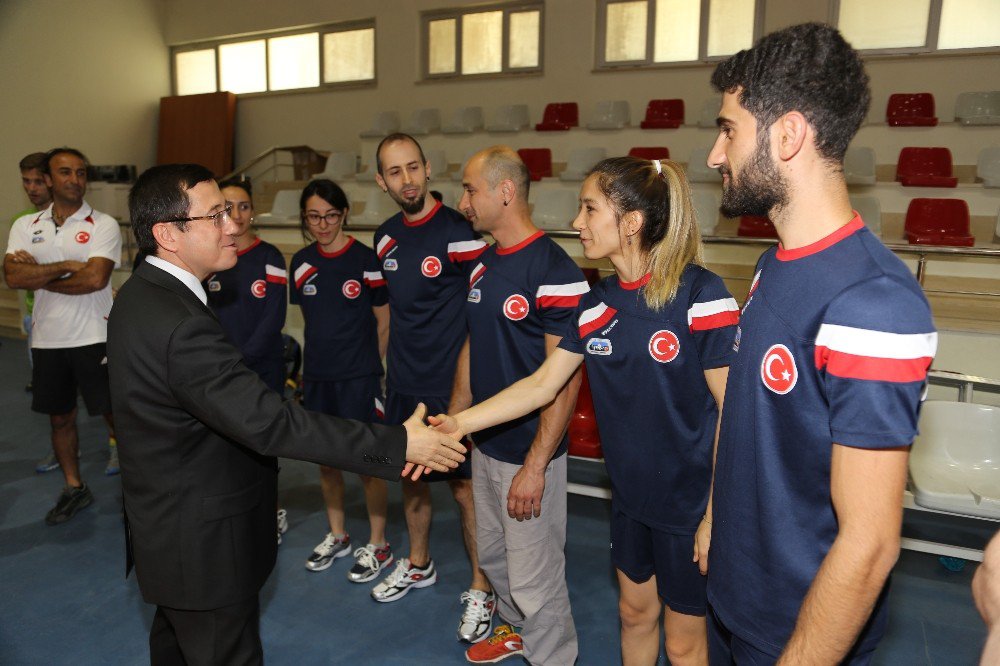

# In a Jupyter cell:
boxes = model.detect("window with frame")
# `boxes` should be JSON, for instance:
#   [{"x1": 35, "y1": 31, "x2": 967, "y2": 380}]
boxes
[
  {"x1": 835, "y1": 0, "x2": 1000, "y2": 53},
  {"x1": 596, "y1": 0, "x2": 762, "y2": 68},
  {"x1": 422, "y1": 2, "x2": 543, "y2": 79},
  {"x1": 172, "y1": 20, "x2": 376, "y2": 97}
]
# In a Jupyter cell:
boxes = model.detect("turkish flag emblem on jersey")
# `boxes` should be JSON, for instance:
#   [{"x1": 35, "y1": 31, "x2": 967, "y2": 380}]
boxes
[
  {"x1": 75, "y1": 231, "x2": 90, "y2": 244},
  {"x1": 250, "y1": 279, "x2": 267, "y2": 298},
  {"x1": 503, "y1": 294, "x2": 530, "y2": 321},
  {"x1": 648, "y1": 330, "x2": 680, "y2": 363},
  {"x1": 342, "y1": 279, "x2": 361, "y2": 299},
  {"x1": 761, "y1": 344, "x2": 797, "y2": 394},
  {"x1": 421, "y1": 256, "x2": 442, "y2": 278}
]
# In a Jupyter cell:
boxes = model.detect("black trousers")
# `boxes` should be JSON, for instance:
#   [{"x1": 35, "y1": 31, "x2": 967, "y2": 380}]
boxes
[{"x1": 149, "y1": 596, "x2": 263, "y2": 666}]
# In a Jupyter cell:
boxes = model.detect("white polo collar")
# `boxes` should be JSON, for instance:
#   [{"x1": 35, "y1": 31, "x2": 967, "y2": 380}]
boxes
[{"x1": 145, "y1": 254, "x2": 208, "y2": 305}]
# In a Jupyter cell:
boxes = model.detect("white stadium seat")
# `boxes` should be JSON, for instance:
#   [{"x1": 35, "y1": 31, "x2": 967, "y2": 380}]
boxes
[
  {"x1": 255, "y1": 190, "x2": 301, "y2": 225},
  {"x1": 559, "y1": 147, "x2": 607, "y2": 182},
  {"x1": 850, "y1": 195, "x2": 882, "y2": 236},
  {"x1": 844, "y1": 146, "x2": 877, "y2": 186},
  {"x1": 697, "y1": 99, "x2": 719, "y2": 128},
  {"x1": 978, "y1": 146, "x2": 1000, "y2": 188},
  {"x1": 352, "y1": 187, "x2": 400, "y2": 226},
  {"x1": 486, "y1": 104, "x2": 530, "y2": 132},
  {"x1": 686, "y1": 148, "x2": 722, "y2": 183},
  {"x1": 318, "y1": 151, "x2": 358, "y2": 181},
  {"x1": 360, "y1": 110, "x2": 400, "y2": 139},
  {"x1": 691, "y1": 190, "x2": 720, "y2": 236},
  {"x1": 442, "y1": 106, "x2": 484, "y2": 134},
  {"x1": 403, "y1": 108, "x2": 441, "y2": 135},
  {"x1": 532, "y1": 188, "x2": 579, "y2": 231},
  {"x1": 910, "y1": 401, "x2": 1000, "y2": 520},
  {"x1": 586, "y1": 100, "x2": 630, "y2": 130}
]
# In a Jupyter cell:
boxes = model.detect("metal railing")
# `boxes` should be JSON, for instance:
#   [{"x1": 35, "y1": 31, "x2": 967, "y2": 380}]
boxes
[{"x1": 223, "y1": 145, "x2": 328, "y2": 183}]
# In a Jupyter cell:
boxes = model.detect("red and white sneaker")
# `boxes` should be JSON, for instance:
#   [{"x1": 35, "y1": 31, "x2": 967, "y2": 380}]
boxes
[
  {"x1": 347, "y1": 542, "x2": 394, "y2": 583},
  {"x1": 370, "y1": 558, "x2": 437, "y2": 602},
  {"x1": 465, "y1": 624, "x2": 523, "y2": 663}
]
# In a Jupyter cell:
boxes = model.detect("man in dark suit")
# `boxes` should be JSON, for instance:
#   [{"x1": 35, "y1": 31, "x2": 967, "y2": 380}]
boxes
[{"x1": 107, "y1": 164, "x2": 466, "y2": 665}]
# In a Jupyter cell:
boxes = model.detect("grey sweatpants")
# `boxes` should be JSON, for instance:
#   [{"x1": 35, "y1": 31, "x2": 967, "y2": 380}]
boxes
[{"x1": 472, "y1": 449, "x2": 577, "y2": 665}]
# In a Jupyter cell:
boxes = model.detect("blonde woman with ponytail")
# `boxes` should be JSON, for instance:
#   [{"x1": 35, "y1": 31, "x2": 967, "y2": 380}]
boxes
[{"x1": 428, "y1": 156, "x2": 738, "y2": 665}]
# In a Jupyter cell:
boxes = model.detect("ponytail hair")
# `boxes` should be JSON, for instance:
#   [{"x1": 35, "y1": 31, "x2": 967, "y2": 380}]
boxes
[{"x1": 588, "y1": 156, "x2": 704, "y2": 310}]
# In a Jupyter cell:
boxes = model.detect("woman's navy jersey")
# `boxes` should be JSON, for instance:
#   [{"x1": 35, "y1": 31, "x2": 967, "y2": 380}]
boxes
[
  {"x1": 466, "y1": 230, "x2": 589, "y2": 465},
  {"x1": 373, "y1": 200, "x2": 487, "y2": 397},
  {"x1": 558, "y1": 265, "x2": 738, "y2": 532},
  {"x1": 708, "y1": 216, "x2": 937, "y2": 657},
  {"x1": 289, "y1": 237, "x2": 387, "y2": 381},
  {"x1": 205, "y1": 238, "x2": 287, "y2": 382}
]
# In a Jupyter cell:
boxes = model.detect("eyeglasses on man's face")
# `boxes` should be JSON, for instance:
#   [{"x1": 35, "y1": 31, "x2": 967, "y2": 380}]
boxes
[
  {"x1": 166, "y1": 204, "x2": 233, "y2": 228},
  {"x1": 304, "y1": 211, "x2": 344, "y2": 227}
]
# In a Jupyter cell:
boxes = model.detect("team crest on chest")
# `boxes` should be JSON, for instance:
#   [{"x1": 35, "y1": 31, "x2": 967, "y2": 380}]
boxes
[
  {"x1": 648, "y1": 330, "x2": 680, "y2": 363},
  {"x1": 503, "y1": 294, "x2": 529, "y2": 321},
  {"x1": 342, "y1": 279, "x2": 361, "y2": 299},
  {"x1": 250, "y1": 279, "x2": 266, "y2": 298},
  {"x1": 75, "y1": 231, "x2": 90, "y2": 244},
  {"x1": 421, "y1": 256, "x2": 442, "y2": 278},
  {"x1": 761, "y1": 344, "x2": 797, "y2": 394}
]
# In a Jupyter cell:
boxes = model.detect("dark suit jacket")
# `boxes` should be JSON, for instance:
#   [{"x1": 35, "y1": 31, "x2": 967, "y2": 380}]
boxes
[{"x1": 108, "y1": 261, "x2": 406, "y2": 611}]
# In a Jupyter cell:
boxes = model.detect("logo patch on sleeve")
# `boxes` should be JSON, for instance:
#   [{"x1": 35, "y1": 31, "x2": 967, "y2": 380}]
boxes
[
  {"x1": 586, "y1": 338, "x2": 613, "y2": 356},
  {"x1": 383, "y1": 258, "x2": 398, "y2": 271},
  {"x1": 208, "y1": 280, "x2": 221, "y2": 292},
  {"x1": 467, "y1": 288, "x2": 481, "y2": 303},
  {"x1": 303, "y1": 284, "x2": 318, "y2": 296}
]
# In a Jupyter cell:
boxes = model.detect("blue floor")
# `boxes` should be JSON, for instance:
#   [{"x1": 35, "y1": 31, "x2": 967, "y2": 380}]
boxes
[{"x1": 0, "y1": 335, "x2": 990, "y2": 665}]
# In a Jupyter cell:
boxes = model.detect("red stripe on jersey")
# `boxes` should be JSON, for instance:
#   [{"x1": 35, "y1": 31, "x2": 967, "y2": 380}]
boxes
[
  {"x1": 295, "y1": 265, "x2": 318, "y2": 289},
  {"x1": 377, "y1": 237, "x2": 396, "y2": 259},
  {"x1": 265, "y1": 274, "x2": 287, "y2": 285},
  {"x1": 364, "y1": 277, "x2": 387, "y2": 288},
  {"x1": 815, "y1": 346, "x2": 933, "y2": 383},
  {"x1": 469, "y1": 264, "x2": 487, "y2": 287},
  {"x1": 538, "y1": 294, "x2": 583, "y2": 309},
  {"x1": 689, "y1": 310, "x2": 739, "y2": 332},
  {"x1": 579, "y1": 306, "x2": 617, "y2": 338},
  {"x1": 449, "y1": 244, "x2": 488, "y2": 263}
]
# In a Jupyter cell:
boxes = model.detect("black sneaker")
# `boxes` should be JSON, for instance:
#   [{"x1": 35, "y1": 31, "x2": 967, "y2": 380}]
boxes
[{"x1": 45, "y1": 484, "x2": 93, "y2": 525}]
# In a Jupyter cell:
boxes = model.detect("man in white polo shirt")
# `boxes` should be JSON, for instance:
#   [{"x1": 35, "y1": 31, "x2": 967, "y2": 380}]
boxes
[{"x1": 4, "y1": 147, "x2": 121, "y2": 525}]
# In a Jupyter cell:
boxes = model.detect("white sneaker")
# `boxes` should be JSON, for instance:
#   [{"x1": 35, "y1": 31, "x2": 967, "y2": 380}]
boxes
[
  {"x1": 458, "y1": 589, "x2": 496, "y2": 643},
  {"x1": 276, "y1": 509, "x2": 289, "y2": 545},
  {"x1": 305, "y1": 532, "x2": 351, "y2": 571},
  {"x1": 370, "y1": 558, "x2": 437, "y2": 602}
]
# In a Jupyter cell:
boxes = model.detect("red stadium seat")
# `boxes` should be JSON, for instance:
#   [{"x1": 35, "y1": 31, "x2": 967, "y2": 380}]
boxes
[
  {"x1": 535, "y1": 103, "x2": 579, "y2": 131},
  {"x1": 886, "y1": 93, "x2": 938, "y2": 127},
  {"x1": 738, "y1": 215, "x2": 778, "y2": 239},
  {"x1": 896, "y1": 147, "x2": 959, "y2": 187},
  {"x1": 905, "y1": 198, "x2": 974, "y2": 247},
  {"x1": 516, "y1": 148, "x2": 553, "y2": 181},
  {"x1": 628, "y1": 146, "x2": 670, "y2": 161},
  {"x1": 568, "y1": 365, "x2": 602, "y2": 459},
  {"x1": 640, "y1": 99, "x2": 685, "y2": 129}
]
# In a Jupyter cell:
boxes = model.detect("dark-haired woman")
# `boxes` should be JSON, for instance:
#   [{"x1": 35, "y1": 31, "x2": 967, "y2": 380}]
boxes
[
  {"x1": 430, "y1": 157, "x2": 737, "y2": 665},
  {"x1": 289, "y1": 179, "x2": 393, "y2": 584}
]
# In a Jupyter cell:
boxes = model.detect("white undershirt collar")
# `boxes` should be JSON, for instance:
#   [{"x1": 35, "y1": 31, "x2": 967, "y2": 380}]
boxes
[{"x1": 145, "y1": 254, "x2": 207, "y2": 305}]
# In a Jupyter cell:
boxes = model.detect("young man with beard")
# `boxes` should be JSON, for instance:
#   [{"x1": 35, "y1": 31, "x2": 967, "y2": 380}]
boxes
[
  {"x1": 704, "y1": 23, "x2": 937, "y2": 664},
  {"x1": 370, "y1": 134, "x2": 494, "y2": 643},
  {"x1": 4, "y1": 148, "x2": 122, "y2": 522}
]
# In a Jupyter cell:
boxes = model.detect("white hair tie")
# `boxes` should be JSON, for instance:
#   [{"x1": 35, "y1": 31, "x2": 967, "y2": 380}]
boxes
[{"x1": 652, "y1": 159, "x2": 662, "y2": 175}]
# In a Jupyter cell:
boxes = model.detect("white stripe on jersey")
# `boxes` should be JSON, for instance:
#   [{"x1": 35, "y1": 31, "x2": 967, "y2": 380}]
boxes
[
  {"x1": 363, "y1": 270, "x2": 383, "y2": 282},
  {"x1": 815, "y1": 324, "x2": 938, "y2": 359},
  {"x1": 536, "y1": 281, "x2": 590, "y2": 299},
  {"x1": 376, "y1": 236, "x2": 394, "y2": 255},
  {"x1": 687, "y1": 297, "x2": 739, "y2": 325},
  {"x1": 579, "y1": 302, "x2": 611, "y2": 327},
  {"x1": 265, "y1": 264, "x2": 287, "y2": 278},
  {"x1": 448, "y1": 239, "x2": 488, "y2": 254},
  {"x1": 293, "y1": 263, "x2": 314, "y2": 284}
]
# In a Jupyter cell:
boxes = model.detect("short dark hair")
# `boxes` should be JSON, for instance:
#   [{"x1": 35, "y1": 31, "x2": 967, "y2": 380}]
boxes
[
  {"x1": 129, "y1": 164, "x2": 215, "y2": 255},
  {"x1": 19, "y1": 152, "x2": 47, "y2": 172},
  {"x1": 375, "y1": 133, "x2": 425, "y2": 175},
  {"x1": 217, "y1": 177, "x2": 253, "y2": 204},
  {"x1": 44, "y1": 147, "x2": 89, "y2": 174},
  {"x1": 299, "y1": 178, "x2": 350, "y2": 240},
  {"x1": 710, "y1": 22, "x2": 870, "y2": 163}
]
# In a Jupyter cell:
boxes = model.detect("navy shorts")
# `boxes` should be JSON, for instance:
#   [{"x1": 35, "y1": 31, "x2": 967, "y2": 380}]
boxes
[
  {"x1": 707, "y1": 605, "x2": 875, "y2": 665},
  {"x1": 304, "y1": 375, "x2": 384, "y2": 421},
  {"x1": 385, "y1": 389, "x2": 471, "y2": 481},
  {"x1": 31, "y1": 343, "x2": 112, "y2": 416},
  {"x1": 611, "y1": 506, "x2": 706, "y2": 616}
]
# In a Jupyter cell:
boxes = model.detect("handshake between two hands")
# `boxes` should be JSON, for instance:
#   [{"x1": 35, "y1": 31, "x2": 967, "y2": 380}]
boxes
[{"x1": 400, "y1": 403, "x2": 467, "y2": 481}]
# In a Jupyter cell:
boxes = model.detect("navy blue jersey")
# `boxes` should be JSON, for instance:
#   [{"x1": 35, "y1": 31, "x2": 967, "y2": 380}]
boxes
[
  {"x1": 374, "y1": 201, "x2": 487, "y2": 396},
  {"x1": 559, "y1": 266, "x2": 738, "y2": 532},
  {"x1": 206, "y1": 238, "x2": 287, "y2": 371},
  {"x1": 466, "y1": 231, "x2": 588, "y2": 465},
  {"x1": 289, "y1": 238, "x2": 388, "y2": 381},
  {"x1": 708, "y1": 216, "x2": 937, "y2": 656}
]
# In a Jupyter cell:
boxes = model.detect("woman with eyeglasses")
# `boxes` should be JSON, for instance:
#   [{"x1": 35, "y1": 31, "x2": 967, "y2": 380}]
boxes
[
  {"x1": 205, "y1": 178, "x2": 288, "y2": 395},
  {"x1": 289, "y1": 179, "x2": 395, "y2": 584}
]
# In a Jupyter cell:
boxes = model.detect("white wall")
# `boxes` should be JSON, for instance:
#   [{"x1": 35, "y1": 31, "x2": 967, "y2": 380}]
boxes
[{"x1": 0, "y1": 0, "x2": 169, "y2": 249}]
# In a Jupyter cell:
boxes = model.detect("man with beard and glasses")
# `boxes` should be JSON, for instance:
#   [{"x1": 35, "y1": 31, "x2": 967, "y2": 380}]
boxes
[
  {"x1": 370, "y1": 134, "x2": 493, "y2": 642},
  {"x1": 704, "y1": 23, "x2": 937, "y2": 665},
  {"x1": 4, "y1": 147, "x2": 122, "y2": 523}
]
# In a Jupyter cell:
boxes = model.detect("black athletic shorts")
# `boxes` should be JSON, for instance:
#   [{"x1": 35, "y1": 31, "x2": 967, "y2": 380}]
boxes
[
  {"x1": 31, "y1": 343, "x2": 112, "y2": 416},
  {"x1": 385, "y1": 389, "x2": 471, "y2": 481}
]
